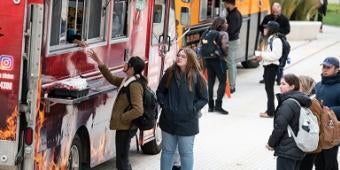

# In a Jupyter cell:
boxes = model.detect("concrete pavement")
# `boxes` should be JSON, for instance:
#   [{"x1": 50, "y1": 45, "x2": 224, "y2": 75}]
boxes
[{"x1": 92, "y1": 25, "x2": 340, "y2": 170}]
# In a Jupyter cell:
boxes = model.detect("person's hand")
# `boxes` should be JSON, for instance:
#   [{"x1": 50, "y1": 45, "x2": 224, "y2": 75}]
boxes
[
  {"x1": 256, "y1": 56, "x2": 263, "y2": 62},
  {"x1": 266, "y1": 144, "x2": 274, "y2": 151},
  {"x1": 74, "y1": 39, "x2": 88, "y2": 47},
  {"x1": 87, "y1": 49, "x2": 104, "y2": 65}
]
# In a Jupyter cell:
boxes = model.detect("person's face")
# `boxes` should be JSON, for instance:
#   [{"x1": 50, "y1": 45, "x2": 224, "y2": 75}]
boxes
[
  {"x1": 271, "y1": 4, "x2": 281, "y2": 16},
  {"x1": 322, "y1": 65, "x2": 338, "y2": 77},
  {"x1": 123, "y1": 63, "x2": 134, "y2": 76},
  {"x1": 224, "y1": 2, "x2": 230, "y2": 10},
  {"x1": 263, "y1": 28, "x2": 269, "y2": 36},
  {"x1": 280, "y1": 79, "x2": 295, "y2": 93},
  {"x1": 176, "y1": 50, "x2": 188, "y2": 69}
]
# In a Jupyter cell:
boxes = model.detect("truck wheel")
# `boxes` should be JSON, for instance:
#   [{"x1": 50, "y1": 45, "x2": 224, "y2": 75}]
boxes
[
  {"x1": 241, "y1": 59, "x2": 259, "y2": 68},
  {"x1": 141, "y1": 124, "x2": 162, "y2": 155},
  {"x1": 68, "y1": 134, "x2": 83, "y2": 170}
]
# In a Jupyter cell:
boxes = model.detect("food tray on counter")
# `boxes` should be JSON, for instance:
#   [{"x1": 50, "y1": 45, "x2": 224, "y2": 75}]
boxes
[{"x1": 49, "y1": 88, "x2": 90, "y2": 99}]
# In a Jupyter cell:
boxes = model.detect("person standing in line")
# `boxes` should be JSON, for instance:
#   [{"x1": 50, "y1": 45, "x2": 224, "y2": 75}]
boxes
[
  {"x1": 157, "y1": 48, "x2": 208, "y2": 170},
  {"x1": 203, "y1": 17, "x2": 229, "y2": 114},
  {"x1": 259, "y1": 2, "x2": 290, "y2": 85},
  {"x1": 318, "y1": 0, "x2": 328, "y2": 33},
  {"x1": 256, "y1": 21, "x2": 282, "y2": 118},
  {"x1": 266, "y1": 74, "x2": 311, "y2": 170},
  {"x1": 314, "y1": 57, "x2": 340, "y2": 170},
  {"x1": 298, "y1": 75, "x2": 320, "y2": 170},
  {"x1": 223, "y1": 0, "x2": 242, "y2": 93},
  {"x1": 86, "y1": 49, "x2": 145, "y2": 170}
]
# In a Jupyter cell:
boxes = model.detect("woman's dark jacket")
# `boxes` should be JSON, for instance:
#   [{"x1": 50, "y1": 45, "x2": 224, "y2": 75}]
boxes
[
  {"x1": 157, "y1": 68, "x2": 208, "y2": 136},
  {"x1": 268, "y1": 91, "x2": 312, "y2": 160}
]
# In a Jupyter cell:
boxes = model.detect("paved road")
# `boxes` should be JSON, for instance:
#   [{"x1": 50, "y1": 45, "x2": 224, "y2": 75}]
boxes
[{"x1": 92, "y1": 25, "x2": 340, "y2": 170}]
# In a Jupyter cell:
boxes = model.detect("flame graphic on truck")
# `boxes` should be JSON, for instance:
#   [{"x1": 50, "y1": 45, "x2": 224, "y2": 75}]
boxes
[{"x1": 0, "y1": 107, "x2": 18, "y2": 140}]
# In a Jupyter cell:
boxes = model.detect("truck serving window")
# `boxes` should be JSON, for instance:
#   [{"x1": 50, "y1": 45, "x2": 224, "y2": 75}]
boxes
[
  {"x1": 49, "y1": 0, "x2": 105, "y2": 52},
  {"x1": 112, "y1": 0, "x2": 128, "y2": 39}
]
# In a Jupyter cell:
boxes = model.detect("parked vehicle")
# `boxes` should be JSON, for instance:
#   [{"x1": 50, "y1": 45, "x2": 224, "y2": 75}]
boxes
[
  {"x1": 0, "y1": 0, "x2": 176, "y2": 169},
  {"x1": 175, "y1": 0, "x2": 270, "y2": 68}
]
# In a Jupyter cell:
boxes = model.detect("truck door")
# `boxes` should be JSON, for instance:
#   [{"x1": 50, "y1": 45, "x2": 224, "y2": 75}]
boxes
[
  {"x1": 0, "y1": 1, "x2": 26, "y2": 169},
  {"x1": 148, "y1": 0, "x2": 177, "y2": 88}
]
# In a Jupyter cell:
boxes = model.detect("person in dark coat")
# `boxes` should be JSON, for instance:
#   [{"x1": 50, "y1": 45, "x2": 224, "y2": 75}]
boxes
[
  {"x1": 266, "y1": 74, "x2": 312, "y2": 170},
  {"x1": 203, "y1": 17, "x2": 229, "y2": 114},
  {"x1": 223, "y1": 0, "x2": 242, "y2": 93},
  {"x1": 314, "y1": 56, "x2": 340, "y2": 170},
  {"x1": 318, "y1": 0, "x2": 328, "y2": 33},
  {"x1": 157, "y1": 47, "x2": 208, "y2": 170},
  {"x1": 259, "y1": 2, "x2": 290, "y2": 85}
]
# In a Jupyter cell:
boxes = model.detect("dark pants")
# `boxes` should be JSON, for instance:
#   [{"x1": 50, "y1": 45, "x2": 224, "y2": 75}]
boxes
[
  {"x1": 115, "y1": 129, "x2": 138, "y2": 170},
  {"x1": 276, "y1": 66, "x2": 284, "y2": 84},
  {"x1": 300, "y1": 153, "x2": 317, "y2": 170},
  {"x1": 315, "y1": 146, "x2": 339, "y2": 170},
  {"x1": 205, "y1": 59, "x2": 227, "y2": 108},
  {"x1": 277, "y1": 156, "x2": 301, "y2": 170},
  {"x1": 264, "y1": 64, "x2": 278, "y2": 116}
]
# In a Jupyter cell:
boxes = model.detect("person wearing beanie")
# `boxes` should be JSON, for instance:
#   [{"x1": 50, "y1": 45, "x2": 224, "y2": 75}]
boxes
[
  {"x1": 256, "y1": 21, "x2": 282, "y2": 118},
  {"x1": 86, "y1": 49, "x2": 146, "y2": 170}
]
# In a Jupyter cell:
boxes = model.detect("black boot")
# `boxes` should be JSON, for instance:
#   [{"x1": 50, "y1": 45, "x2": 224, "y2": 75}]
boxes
[
  {"x1": 208, "y1": 100, "x2": 214, "y2": 112},
  {"x1": 215, "y1": 100, "x2": 228, "y2": 115}
]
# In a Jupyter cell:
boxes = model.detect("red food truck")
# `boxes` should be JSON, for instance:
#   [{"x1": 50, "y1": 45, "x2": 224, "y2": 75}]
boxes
[{"x1": 0, "y1": 0, "x2": 177, "y2": 169}]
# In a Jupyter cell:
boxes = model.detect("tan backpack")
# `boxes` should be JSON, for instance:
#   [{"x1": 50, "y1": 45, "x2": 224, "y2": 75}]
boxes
[{"x1": 309, "y1": 98, "x2": 340, "y2": 152}]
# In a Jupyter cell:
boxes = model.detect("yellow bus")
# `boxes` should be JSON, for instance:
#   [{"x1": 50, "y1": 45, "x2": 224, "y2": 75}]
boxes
[{"x1": 175, "y1": 0, "x2": 270, "y2": 68}]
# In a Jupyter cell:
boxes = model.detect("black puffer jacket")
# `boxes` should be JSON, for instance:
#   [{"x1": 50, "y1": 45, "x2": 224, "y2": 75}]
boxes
[{"x1": 268, "y1": 91, "x2": 311, "y2": 160}]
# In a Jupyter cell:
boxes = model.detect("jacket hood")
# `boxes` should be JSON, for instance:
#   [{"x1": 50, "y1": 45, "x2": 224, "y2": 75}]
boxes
[
  {"x1": 276, "y1": 91, "x2": 311, "y2": 107},
  {"x1": 321, "y1": 71, "x2": 340, "y2": 85}
]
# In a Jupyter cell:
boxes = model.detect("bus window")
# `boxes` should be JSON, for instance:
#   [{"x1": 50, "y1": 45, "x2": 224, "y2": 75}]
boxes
[
  {"x1": 49, "y1": 0, "x2": 106, "y2": 52},
  {"x1": 180, "y1": 7, "x2": 190, "y2": 26},
  {"x1": 182, "y1": 0, "x2": 191, "y2": 2},
  {"x1": 112, "y1": 0, "x2": 128, "y2": 39},
  {"x1": 199, "y1": 0, "x2": 220, "y2": 21}
]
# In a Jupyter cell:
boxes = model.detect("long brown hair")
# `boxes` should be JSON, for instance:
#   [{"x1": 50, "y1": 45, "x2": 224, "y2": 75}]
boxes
[
  {"x1": 211, "y1": 17, "x2": 226, "y2": 31},
  {"x1": 165, "y1": 47, "x2": 207, "y2": 91}
]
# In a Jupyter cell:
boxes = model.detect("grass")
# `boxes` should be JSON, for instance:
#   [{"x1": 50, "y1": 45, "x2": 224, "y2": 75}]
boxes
[{"x1": 324, "y1": 3, "x2": 340, "y2": 26}]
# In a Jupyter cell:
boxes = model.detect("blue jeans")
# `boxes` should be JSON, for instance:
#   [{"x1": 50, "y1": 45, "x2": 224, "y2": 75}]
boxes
[{"x1": 160, "y1": 131, "x2": 195, "y2": 170}]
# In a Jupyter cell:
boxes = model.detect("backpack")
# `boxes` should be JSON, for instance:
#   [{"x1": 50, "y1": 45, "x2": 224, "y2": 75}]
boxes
[
  {"x1": 199, "y1": 29, "x2": 223, "y2": 59},
  {"x1": 122, "y1": 79, "x2": 158, "y2": 130},
  {"x1": 287, "y1": 98, "x2": 319, "y2": 152},
  {"x1": 309, "y1": 98, "x2": 340, "y2": 151},
  {"x1": 318, "y1": 101, "x2": 340, "y2": 149},
  {"x1": 269, "y1": 33, "x2": 291, "y2": 67}
]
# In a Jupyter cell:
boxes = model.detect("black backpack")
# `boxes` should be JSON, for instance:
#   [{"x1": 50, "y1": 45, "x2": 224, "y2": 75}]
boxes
[
  {"x1": 122, "y1": 79, "x2": 158, "y2": 130},
  {"x1": 269, "y1": 33, "x2": 291, "y2": 67},
  {"x1": 199, "y1": 29, "x2": 223, "y2": 59}
]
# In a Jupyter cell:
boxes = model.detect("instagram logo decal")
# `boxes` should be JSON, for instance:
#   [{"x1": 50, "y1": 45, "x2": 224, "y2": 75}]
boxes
[{"x1": 0, "y1": 55, "x2": 14, "y2": 71}]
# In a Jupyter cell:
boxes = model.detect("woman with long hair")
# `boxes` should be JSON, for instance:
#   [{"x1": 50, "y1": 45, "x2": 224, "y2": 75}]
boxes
[
  {"x1": 266, "y1": 74, "x2": 311, "y2": 170},
  {"x1": 256, "y1": 21, "x2": 282, "y2": 118},
  {"x1": 157, "y1": 47, "x2": 208, "y2": 170}
]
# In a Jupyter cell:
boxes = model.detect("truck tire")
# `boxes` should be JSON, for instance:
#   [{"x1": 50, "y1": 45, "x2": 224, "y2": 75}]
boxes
[
  {"x1": 141, "y1": 124, "x2": 162, "y2": 155},
  {"x1": 68, "y1": 134, "x2": 84, "y2": 170},
  {"x1": 241, "y1": 59, "x2": 259, "y2": 68}
]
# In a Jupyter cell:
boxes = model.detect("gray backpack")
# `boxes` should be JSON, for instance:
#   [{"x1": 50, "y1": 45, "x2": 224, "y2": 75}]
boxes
[{"x1": 287, "y1": 98, "x2": 319, "y2": 152}]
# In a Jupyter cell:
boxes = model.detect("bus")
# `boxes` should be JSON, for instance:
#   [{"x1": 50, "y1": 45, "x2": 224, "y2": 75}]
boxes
[
  {"x1": 0, "y1": 0, "x2": 177, "y2": 169},
  {"x1": 175, "y1": 0, "x2": 270, "y2": 68}
]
